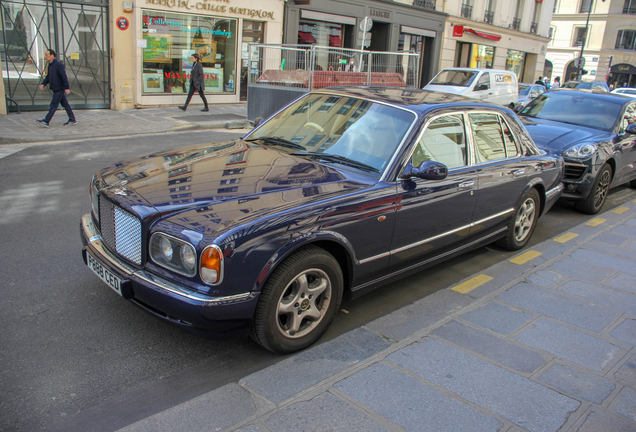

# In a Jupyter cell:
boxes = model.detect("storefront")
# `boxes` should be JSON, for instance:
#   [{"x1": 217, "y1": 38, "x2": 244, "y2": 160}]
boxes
[
  {"x1": 283, "y1": 0, "x2": 446, "y2": 88},
  {"x1": 111, "y1": 0, "x2": 283, "y2": 109},
  {"x1": 609, "y1": 63, "x2": 636, "y2": 89}
]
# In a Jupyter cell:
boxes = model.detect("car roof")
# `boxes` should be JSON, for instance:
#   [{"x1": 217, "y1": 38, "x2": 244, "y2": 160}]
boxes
[
  {"x1": 310, "y1": 86, "x2": 505, "y2": 115},
  {"x1": 546, "y1": 88, "x2": 633, "y2": 103},
  {"x1": 440, "y1": 68, "x2": 514, "y2": 74}
]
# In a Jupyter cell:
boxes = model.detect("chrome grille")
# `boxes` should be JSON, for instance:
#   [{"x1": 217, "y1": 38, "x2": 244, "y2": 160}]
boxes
[{"x1": 99, "y1": 197, "x2": 142, "y2": 264}]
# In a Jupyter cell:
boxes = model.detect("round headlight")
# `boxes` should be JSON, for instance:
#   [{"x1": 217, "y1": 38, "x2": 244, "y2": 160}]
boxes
[
  {"x1": 579, "y1": 144, "x2": 595, "y2": 157},
  {"x1": 160, "y1": 237, "x2": 173, "y2": 261},
  {"x1": 180, "y1": 246, "x2": 196, "y2": 271}
]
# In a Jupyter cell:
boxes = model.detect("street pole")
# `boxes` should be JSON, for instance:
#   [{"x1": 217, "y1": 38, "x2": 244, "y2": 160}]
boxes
[{"x1": 576, "y1": 0, "x2": 593, "y2": 80}]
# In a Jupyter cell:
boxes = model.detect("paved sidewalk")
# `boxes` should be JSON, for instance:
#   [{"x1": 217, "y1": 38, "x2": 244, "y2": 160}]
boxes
[
  {"x1": 0, "y1": 104, "x2": 249, "y2": 144},
  {"x1": 117, "y1": 200, "x2": 636, "y2": 432}
]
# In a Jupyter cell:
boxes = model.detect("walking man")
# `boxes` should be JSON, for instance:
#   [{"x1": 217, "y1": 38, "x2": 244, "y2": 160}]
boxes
[
  {"x1": 178, "y1": 53, "x2": 209, "y2": 112},
  {"x1": 37, "y1": 49, "x2": 76, "y2": 127}
]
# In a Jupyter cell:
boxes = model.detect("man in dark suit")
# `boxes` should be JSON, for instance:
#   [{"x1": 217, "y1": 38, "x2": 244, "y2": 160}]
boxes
[
  {"x1": 179, "y1": 53, "x2": 209, "y2": 112},
  {"x1": 37, "y1": 49, "x2": 76, "y2": 127}
]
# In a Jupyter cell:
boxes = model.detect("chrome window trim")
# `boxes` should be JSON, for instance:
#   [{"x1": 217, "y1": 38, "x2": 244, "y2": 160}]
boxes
[
  {"x1": 465, "y1": 110, "x2": 524, "y2": 166},
  {"x1": 358, "y1": 208, "x2": 514, "y2": 264},
  {"x1": 200, "y1": 244, "x2": 225, "y2": 286},
  {"x1": 243, "y1": 90, "x2": 419, "y2": 183}
]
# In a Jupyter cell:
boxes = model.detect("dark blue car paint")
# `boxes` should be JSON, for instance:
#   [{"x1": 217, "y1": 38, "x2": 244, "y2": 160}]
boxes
[{"x1": 81, "y1": 87, "x2": 564, "y2": 339}]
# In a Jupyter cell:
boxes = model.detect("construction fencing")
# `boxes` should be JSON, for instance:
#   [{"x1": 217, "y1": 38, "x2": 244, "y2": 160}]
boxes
[{"x1": 247, "y1": 44, "x2": 420, "y2": 121}]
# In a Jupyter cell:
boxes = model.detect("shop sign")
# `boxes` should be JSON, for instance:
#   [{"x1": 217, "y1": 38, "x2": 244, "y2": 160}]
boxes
[
  {"x1": 453, "y1": 25, "x2": 463, "y2": 37},
  {"x1": 369, "y1": 8, "x2": 391, "y2": 20},
  {"x1": 144, "y1": 0, "x2": 276, "y2": 19},
  {"x1": 611, "y1": 63, "x2": 636, "y2": 74}
]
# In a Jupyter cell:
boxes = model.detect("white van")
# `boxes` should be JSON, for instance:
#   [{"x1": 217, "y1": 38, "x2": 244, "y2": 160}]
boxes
[{"x1": 423, "y1": 68, "x2": 518, "y2": 107}]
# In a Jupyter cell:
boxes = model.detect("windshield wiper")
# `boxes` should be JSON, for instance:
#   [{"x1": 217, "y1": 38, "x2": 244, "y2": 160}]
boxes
[
  {"x1": 245, "y1": 137, "x2": 306, "y2": 150},
  {"x1": 292, "y1": 151, "x2": 379, "y2": 173}
]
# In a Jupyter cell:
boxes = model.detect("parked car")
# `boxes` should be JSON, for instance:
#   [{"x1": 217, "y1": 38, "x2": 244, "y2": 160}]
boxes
[
  {"x1": 563, "y1": 80, "x2": 609, "y2": 92},
  {"x1": 80, "y1": 87, "x2": 563, "y2": 353},
  {"x1": 611, "y1": 87, "x2": 636, "y2": 97},
  {"x1": 517, "y1": 83, "x2": 546, "y2": 106},
  {"x1": 423, "y1": 68, "x2": 518, "y2": 107},
  {"x1": 518, "y1": 89, "x2": 636, "y2": 214}
]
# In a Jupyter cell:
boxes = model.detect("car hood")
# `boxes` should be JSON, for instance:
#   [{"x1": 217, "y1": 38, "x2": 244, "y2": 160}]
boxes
[
  {"x1": 519, "y1": 117, "x2": 613, "y2": 155},
  {"x1": 97, "y1": 139, "x2": 371, "y2": 233}
]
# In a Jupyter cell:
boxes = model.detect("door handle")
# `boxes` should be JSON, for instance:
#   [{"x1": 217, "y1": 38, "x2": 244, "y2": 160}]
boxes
[
  {"x1": 459, "y1": 181, "x2": 475, "y2": 188},
  {"x1": 512, "y1": 169, "x2": 526, "y2": 177}
]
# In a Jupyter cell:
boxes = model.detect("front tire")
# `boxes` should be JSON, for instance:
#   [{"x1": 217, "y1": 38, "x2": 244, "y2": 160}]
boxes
[
  {"x1": 496, "y1": 188, "x2": 540, "y2": 251},
  {"x1": 575, "y1": 164, "x2": 612, "y2": 215},
  {"x1": 250, "y1": 246, "x2": 343, "y2": 354}
]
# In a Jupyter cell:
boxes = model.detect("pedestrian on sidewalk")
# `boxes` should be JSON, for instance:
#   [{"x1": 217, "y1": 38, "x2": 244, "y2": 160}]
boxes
[
  {"x1": 552, "y1": 76, "x2": 561, "y2": 89},
  {"x1": 179, "y1": 54, "x2": 209, "y2": 112},
  {"x1": 37, "y1": 49, "x2": 76, "y2": 128}
]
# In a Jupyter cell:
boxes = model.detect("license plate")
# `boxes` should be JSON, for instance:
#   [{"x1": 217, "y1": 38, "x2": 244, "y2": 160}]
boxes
[{"x1": 87, "y1": 251, "x2": 123, "y2": 296}]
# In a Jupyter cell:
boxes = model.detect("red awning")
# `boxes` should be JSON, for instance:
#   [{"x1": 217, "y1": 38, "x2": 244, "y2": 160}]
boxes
[
  {"x1": 464, "y1": 28, "x2": 502, "y2": 41},
  {"x1": 298, "y1": 31, "x2": 316, "y2": 44},
  {"x1": 329, "y1": 35, "x2": 342, "y2": 47}
]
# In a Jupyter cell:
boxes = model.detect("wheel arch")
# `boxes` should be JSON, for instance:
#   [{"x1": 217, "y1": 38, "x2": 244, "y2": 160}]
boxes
[{"x1": 523, "y1": 178, "x2": 546, "y2": 216}]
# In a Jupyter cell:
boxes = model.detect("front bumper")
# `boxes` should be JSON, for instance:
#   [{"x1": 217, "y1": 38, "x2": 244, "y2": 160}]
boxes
[
  {"x1": 80, "y1": 213, "x2": 259, "y2": 338},
  {"x1": 560, "y1": 161, "x2": 596, "y2": 201}
]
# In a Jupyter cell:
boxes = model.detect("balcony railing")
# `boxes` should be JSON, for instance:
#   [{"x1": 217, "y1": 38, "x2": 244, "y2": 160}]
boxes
[
  {"x1": 623, "y1": 5, "x2": 636, "y2": 13},
  {"x1": 530, "y1": 22, "x2": 538, "y2": 34},
  {"x1": 461, "y1": 4, "x2": 473, "y2": 19},
  {"x1": 484, "y1": 10, "x2": 494, "y2": 24},
  {"x1": 512, "y1": 18, "x2": 521, "y2": 30},
  {"x1": 412, "y1": 0, "x2": 436, "y2": 10}
]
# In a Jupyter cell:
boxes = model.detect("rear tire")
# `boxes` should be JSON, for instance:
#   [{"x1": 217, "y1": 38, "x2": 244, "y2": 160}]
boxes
[
  {"x1": 575, "y1": 164, "x2": 612, "y2": 215},
  {"x1": 496, "y1": 188, "x2": 540, "y2": 251},
  {"x1": 250, "y1": 246, "x2": 343, "y2": 354}
]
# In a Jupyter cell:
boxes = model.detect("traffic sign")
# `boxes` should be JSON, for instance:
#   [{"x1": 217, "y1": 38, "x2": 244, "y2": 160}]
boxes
[
  {"x1": 573, "y1": 57, "x2": 586, "y2": 68},
  {"x1": 360, "y1": 17, "x2": 373, "y2": 32}
]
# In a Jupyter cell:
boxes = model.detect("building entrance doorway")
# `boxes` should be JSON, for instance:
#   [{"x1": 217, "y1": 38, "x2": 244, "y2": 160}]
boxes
[{"x1": 1, "y1": 0, "x2": 110, "y2": 111}]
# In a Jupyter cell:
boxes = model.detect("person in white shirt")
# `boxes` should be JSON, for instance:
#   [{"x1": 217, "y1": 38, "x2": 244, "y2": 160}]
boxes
[{"x1": 552, "y1": 76, "x2": 561, "y2": 89}]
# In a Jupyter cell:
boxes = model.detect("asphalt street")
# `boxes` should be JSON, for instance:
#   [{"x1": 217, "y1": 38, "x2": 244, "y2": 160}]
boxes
[{"x1": 1, "y1": 129, "x2": 636, "y2": 432}]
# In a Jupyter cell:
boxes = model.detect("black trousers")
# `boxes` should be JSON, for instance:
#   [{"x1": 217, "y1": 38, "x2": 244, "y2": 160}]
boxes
[
  {"x1": 184, "y1": 85, "x2": 208, "y2": 108},
  {"x1": 44, "y1": 90, "x2": 75, "y2": 123}
]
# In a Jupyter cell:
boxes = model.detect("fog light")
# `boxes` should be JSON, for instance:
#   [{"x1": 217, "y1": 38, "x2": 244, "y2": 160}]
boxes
[{"x1": 566, "y1": 183, "x2": 578, "y2": 192}]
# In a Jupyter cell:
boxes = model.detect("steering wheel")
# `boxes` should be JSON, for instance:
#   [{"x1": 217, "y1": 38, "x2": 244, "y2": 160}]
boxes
[{"x1": 303, "y1": 122, "x2": 325, "y2": 133}]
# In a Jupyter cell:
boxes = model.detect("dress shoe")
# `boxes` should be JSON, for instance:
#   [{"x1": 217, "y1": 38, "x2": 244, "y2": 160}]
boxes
[
  {"x1": 178, "y1": 105, "x2": 186, "y2": 111},
  {"x1": 201, "y1": 107, "x2": 209, "y2": 112}
]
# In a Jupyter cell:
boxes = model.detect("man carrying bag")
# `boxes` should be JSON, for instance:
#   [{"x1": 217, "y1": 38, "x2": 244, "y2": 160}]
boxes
[
  {"x1": 178, "y1": 53, "x2": 209, "y2": 112},
  {"x1": 37, "y1": 49, "x2": 76, "y2": 127}
]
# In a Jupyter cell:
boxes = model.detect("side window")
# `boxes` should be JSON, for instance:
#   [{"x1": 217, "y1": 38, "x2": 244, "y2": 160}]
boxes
[
  {"x1": 500, "y1": 117, "x2": 519, "y2": 157},
  {"x1": 621, "y1": 103, "x2": 636, "y2": 133},
  {"x1": 469, "y1": 113, "x2": 508, "y2": 162},
  {"x1": 475, "y1": 73, "x2": 490, "y2": 90},
  {"x1": 412, "y1": 114, "x2": 467, "y2": 170}
]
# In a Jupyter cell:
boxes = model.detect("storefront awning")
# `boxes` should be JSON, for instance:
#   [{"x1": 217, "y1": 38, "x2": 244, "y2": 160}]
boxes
[
  {"x1": 464, "y1": 28, "x2": 502, "y2": 41},
  {"x1": 298, "y1": 31, "x2": 316, "y2": 44},
  {"x1": 329, "y1": 36, "x2": 341, "y2": 47},
  {"x1": 611, "y1": 63, "x2": 636, "y2": 75}
]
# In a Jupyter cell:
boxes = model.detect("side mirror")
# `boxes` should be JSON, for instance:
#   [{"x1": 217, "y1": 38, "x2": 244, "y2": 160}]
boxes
[
  {"x1": 253, "y1": 117, "x2": 263, "y2": 128},
  {"x1": 626, "y1": 123, "x2": 636, "y2": 135},
  {"x1": 402, "y1": 160, "x2": 448, "y2": 181},
  {"x1": 476, "y1": 84, "x2": 489, "y2": 91}
]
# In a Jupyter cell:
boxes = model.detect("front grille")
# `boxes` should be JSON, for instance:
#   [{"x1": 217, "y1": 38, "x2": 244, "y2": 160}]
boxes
[
  {"x1": 99, "y1": 198, "x2": 142, "y2": 264},
  {"x1": 564, "y1": 163, "x2": 587, "y2": 180}
]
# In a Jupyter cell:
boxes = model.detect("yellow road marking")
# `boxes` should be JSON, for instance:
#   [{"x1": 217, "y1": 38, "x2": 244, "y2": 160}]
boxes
[
  {"x1": 451, "y1": 274, "x2": 493, "y2": 294},
  {"x1": 612, "y1": 207, "x2": 630, "y2": 214},
  {"x1": 553, "y1": 232, "x2": 578, "y2": 243},
  {"x1": 172, "y1": 124, "x2": 193, "y2": 130},
  {"x1": 510, "y1": 250, "x2": 542, "y2": 265},
  {"x1": 586, "y1": 218, "x2": 606, "y2": 227}
]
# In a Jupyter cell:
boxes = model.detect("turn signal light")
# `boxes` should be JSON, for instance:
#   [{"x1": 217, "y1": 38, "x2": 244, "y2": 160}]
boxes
[{"x1": 201, "y1": 245, "x2": 223, "y2": 284}]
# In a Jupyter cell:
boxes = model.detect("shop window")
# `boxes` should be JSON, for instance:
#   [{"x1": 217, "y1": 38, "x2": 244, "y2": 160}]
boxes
[
  {"x1": 506, "y1": 49, "x2": 525, "y2": 77},
  {"x1": 470, "y1": 44, "x2": 494, "y2": 69},
  {"x1": 141, "y1": 11, "x2": 237, "y2": 95}
]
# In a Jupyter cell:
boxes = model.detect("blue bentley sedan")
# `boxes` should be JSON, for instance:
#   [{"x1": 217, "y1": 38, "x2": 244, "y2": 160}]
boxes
[{"x1": 80, "y1": 87, "x2": 564, "y2": 353}]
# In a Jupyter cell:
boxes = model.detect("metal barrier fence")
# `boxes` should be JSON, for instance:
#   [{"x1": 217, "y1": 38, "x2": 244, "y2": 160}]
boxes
[{"x1": 246, "y1": 44, "x2": 420, "y2": 121}]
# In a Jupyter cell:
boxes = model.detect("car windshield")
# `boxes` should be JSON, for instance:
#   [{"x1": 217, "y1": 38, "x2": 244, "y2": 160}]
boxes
[
  {"x1": 521, "y1": 92, "x2": 623, "y2": 131},
  {"x1": 519, "y1": 84, "x2": 531, "y2": 95},
  {"x1": 429, "y1": 70, "x2": 477, "y2": 87},
  {"x1": 565, "y1": 82, "x2": 591, "y2": 89},
  {"x1": 248, "y1": 94, "x2": 415, "y2": 173}
]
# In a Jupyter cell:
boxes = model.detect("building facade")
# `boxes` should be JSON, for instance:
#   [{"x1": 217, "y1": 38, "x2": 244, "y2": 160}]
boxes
[
  {"x1": 282, "y1": 0, "x2": 447, "y2": 87},
  {"x1": 547, "y1": 0, "x2": 636, "y2": 87}
]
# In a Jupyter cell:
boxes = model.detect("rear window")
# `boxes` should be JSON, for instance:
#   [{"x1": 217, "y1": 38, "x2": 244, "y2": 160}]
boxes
[
  {"x1": 519, "y1": 85, "x2": 530, "y2": 95},
  {"x1": 430, "y1": 70, "x2": 477, "y2": 87}
]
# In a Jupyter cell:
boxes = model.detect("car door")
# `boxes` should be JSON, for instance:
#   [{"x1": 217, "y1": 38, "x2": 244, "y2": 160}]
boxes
[
  {"x1": 388, "y1": 113, "x2": 478, "y2": 273},
  {"x1": 613, "y1": 101, "x2": 636, "y2": 185},
  {"x1": 467, "y1": 111, "x2": 530, "y2": 237},
  {"x1": 473, "y1": 72, "x2": 491, "y2": 102}
]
